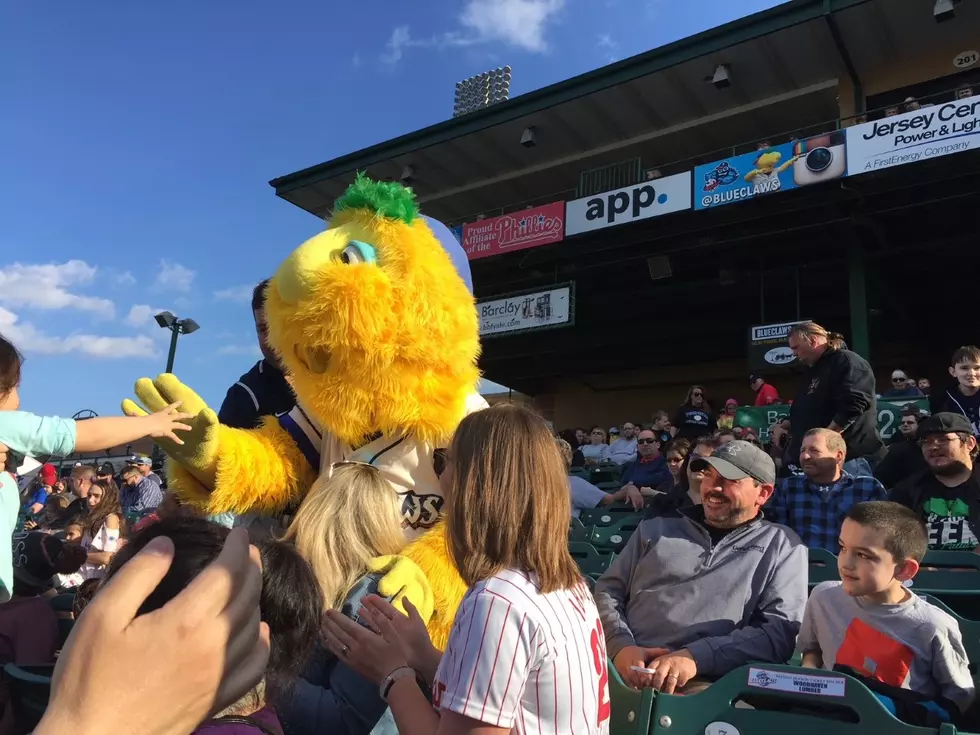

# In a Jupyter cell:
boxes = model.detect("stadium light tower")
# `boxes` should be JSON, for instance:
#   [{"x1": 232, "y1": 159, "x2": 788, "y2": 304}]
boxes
[
  {"x1": 154, "y1": 311, "x2": 200, "y2": 373},
  {"x1": 453, "y1": 66, "x2": 512, "y2": 118}
]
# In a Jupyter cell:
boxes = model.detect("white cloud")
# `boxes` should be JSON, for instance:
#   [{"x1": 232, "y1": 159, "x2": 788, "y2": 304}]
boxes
[
  {"x1": 0, "y1": 260, "x2": 115, "y2": 319},
  {"x1": 352, "y1": 52, "x2": 362, "y2": 68},
  {"x1": 380, "y1": 0, "x2": 563, "y2": 65},
  {"x1": 597, "y1": 33, "x2": 619, "y2": 62},
  {"x1": 117, "y1": 271, "x2": 137, "y2": 286},
  {"x1": 460, "y1": 0, "x2": 564, "y2": 52},
  {"x1": 125, "y1": 304, "x2": 171, "y2": 327},
  {"x1": 153, "y1": 260, "x2": 196, "y2": 292},
  {"x1": 381, "y1": 25, "x2": 412, "y2": 65},
  {"x1": 213, "y1": 285, "x2": 255, "y2": 304},
  {"x1": 216, "y1": 344, "x2": 262, "y2": 357},
  {"x1": 0, "y1": 307, "x2": 157, "y2": 359}
]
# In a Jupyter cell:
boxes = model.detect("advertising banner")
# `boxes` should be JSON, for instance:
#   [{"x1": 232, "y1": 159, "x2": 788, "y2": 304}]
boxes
[
  {"x1": 734, "y1": 398, "x2": 928, "y2": 443},
  {"x1": 478, "y1": 284, "x2": 574, "y2": 337},
  {"x1": 846, "y1": 94, "x2": 980, "y2": 175},
  {"x1": 747, "y1": 321, "x2": 809, "y2": 372},
  {"x1": 695, "y1": 133, "x2": 846, "y2": 210},
  {"x1": 449, "y1": 225, "x2": 463, "y2": 243},
  {"x1": 462, "y1": 202, "x2": 565, "y2": 260},
  {"x1": 564, "y1": 171, "x2": 692, "y2": 236}
]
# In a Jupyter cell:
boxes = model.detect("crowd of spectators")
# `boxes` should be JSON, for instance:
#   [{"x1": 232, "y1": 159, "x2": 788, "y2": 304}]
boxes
[{"x1": 2, "y1": 298, "x2": 980, "y2": 733}]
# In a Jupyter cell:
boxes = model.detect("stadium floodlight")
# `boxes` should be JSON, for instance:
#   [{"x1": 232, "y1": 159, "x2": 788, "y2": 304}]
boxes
[{"x1": 453, "y1": 66, "x2": 512, "y2": 118}]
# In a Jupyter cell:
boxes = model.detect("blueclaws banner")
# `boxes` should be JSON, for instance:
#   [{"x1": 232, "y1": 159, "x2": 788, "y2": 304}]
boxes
[
  {"x1": 846, "y1": 93, "x2": 980, "y2": 175},
  {"x1": 695, "y1": 133, "x2": 847, "y2": 210}
]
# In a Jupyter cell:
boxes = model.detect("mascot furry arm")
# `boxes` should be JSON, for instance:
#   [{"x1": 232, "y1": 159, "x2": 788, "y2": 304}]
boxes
[{"x1": 122, "y1": 175, "x2": 483, "y2": 646}]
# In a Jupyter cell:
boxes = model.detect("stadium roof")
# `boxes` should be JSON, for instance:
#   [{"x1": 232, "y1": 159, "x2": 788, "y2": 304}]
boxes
[{"x1": 269, "y1": 0, "x2": 978, "y2": 223}]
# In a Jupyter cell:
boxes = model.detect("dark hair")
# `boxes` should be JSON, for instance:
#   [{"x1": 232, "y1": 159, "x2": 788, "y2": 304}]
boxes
[
  {"x1": 104, "y1": 518, "x2": 321, "y2": 686},
  {"x1": 663, "y1": 438, "x2": 692, "y2": 459},
  {"x1": 682, "y1": 385, "x2": 712, "y2": 412},
  {"x1": 952, "y1": 345, "x2": 980, "y2": 366},
  {"x1": 252, "y1": 279, "x2": 271, "y2": 312},
  {"x1": 557, "y1": 429, "x2": 579, "y2": 446},
  {"x1": 844, "y1": 501, "x2": 928, "y2": 563},
  {"x1": 85, "y1": 479, "x2": 121, "y2": 539},
  {"x1": 715, "y1": 429, "x2": 735, "y2": 441},
  {"x1": 0, "y1": 335, "x2": 22, "y2": 400},
  {"x1": 679, "y1": 436, "x2": 716, "y2": 491}
]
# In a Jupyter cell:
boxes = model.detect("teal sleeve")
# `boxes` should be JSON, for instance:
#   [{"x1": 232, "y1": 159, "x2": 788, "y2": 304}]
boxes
[
  {"x1": 0, "y1": 411, "x2": 77, "y2": 458},
  {"x1": 0, "y1": 472, "x2": 18, "y2": 603}
]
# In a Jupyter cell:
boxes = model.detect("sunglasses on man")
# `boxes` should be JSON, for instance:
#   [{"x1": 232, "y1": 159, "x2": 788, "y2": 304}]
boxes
[{"x1": 637, "y1": 438, "x2": 659, "y2": 445}]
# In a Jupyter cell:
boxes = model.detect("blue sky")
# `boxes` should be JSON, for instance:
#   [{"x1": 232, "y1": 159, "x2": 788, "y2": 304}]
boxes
[{"x1": 1, "y1": 0, "x2": 783, "y2": 417}]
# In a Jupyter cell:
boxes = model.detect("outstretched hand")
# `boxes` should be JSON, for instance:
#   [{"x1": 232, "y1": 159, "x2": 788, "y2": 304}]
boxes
[{"x1": 143, "y1": 401, "x2": 194, "y2": 444}]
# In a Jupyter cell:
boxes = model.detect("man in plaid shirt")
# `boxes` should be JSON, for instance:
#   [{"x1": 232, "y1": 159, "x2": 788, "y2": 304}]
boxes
[{"x1": 766, "y1": 428, "x2": 887, "y2": 550}]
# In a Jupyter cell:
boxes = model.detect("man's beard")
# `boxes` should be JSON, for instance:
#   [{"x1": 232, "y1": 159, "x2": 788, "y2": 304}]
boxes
[{"x1": 932, "y1": 458, "x2": 971, "y2": 477}]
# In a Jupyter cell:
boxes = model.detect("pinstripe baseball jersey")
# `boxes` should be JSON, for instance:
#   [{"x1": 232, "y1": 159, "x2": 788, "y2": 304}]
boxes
[{"x1": 432, "y1": 569, "x2": 610, "y2": 734}]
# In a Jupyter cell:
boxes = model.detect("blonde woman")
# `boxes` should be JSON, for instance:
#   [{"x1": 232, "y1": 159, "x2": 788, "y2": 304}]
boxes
[
  {"x1": 279, "y1": 462, "x2": 427, "y2": 735},
  {"x1": 323, "y1": 405, "x2": 609, "y2": 735}
]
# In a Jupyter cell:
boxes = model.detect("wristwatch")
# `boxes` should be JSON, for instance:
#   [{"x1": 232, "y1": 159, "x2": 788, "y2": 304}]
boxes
[{"x1": 380, "y1": 666, "x2": 416, "y2": 702}]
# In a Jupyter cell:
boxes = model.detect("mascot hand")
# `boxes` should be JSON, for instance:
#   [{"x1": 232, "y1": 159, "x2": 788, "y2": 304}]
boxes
[
  {"x1": 368, "y1": 555, "x2": 434, "y2": 624},
  {"x1": 122, "y1": 374, "x2": 220, "y2": 486}
]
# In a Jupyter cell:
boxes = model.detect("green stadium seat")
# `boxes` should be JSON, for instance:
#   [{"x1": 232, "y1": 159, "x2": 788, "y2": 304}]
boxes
[
  {"x1": 647, "y1": 664, "x2": 933, "y2": 735},
  {"x1": 591, "y1": 464, "x2": 623, "y2": 486},
  {"x1": 580, "y1": 504, "x2": 638, "y2": 527},
  {"x1": 608, "y1": 657, "x2": 654, "y2": 735},
  {"x1": 921, "y1": 594, "x2": 980, "y2": 676},
  {"x1": 808, "y1": 547, "x2": 839, "y2": 586},
  {"x1": 3, "y1": 663, "x2": 53, "y2": 734},
  {"x1": 590, "y1": 516, "x2": 642, "y2": 552},
  {"x1": 570, "y1": 467, "x2": 591, "y2": 480},
  {"x1": 569, "y1": 520, "x2": 594, "y2": 543},
  {"x1": 569, "y1": 542, "x2": 616, "y2": 578}
]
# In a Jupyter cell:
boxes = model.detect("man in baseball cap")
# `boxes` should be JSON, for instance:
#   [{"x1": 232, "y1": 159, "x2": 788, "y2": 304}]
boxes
[
  {"x1": 690, "y1": 440, "x2": 776, "y2": 528},
  {"x1": 596, "y1": 439, "x2": 806, "y2": 695},
  {"x1": 130, "y1": 455, "x2": 162, "y2": 490},
  {"x1": 892, "y1": 412, "x2": 980, "y2": 550}
]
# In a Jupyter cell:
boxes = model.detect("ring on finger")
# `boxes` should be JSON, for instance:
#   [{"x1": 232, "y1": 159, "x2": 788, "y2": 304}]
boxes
[{"x1": 340, "y1": 644, "x2": 350, "y2": 657}]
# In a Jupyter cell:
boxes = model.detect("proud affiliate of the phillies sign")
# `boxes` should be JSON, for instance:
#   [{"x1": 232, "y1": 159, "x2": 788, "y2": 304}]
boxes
[{"x1": 461, "y1": 201, "x2": 565, "y2": 260}]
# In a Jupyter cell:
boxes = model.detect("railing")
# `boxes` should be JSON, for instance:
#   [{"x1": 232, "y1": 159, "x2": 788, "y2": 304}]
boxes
[
  {"x1": 446, "y1": 81, "x2": 976, "y2": 230},
  {"x1": 577, "y1": 157, "x2": 642, "y2": 198}
]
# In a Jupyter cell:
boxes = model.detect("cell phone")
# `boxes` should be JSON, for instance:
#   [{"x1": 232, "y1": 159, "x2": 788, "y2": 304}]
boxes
[{"x1": 630, "y1": 665, "x2": 659, "y2": 675}]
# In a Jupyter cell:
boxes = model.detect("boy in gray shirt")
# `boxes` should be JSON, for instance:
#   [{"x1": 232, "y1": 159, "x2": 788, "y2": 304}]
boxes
[{"x1": 798, "y1": 501, "x2": 974, "y2": 713}]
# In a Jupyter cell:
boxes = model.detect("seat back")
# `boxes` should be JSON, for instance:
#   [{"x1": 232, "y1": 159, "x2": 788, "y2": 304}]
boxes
[
  {"x1": 568, "y1": 542, "x2": 616, "y2": 578},
  {"x1": 607, "y1": 657, "x2": 654, "y2": 735},
  {"x1": 590, "y1": 515, "x2": 642, "y2": 552},
  {"x1": 648, "y1": 664, "x2": 936, "y2": 735},
  {"x1": 808, "y1": 547, "x2": 840, "y2": 586},
  {"x1": 921, "y1": 594, "x2": 980, "y2": 675},
  {"x1": 3, "y1": 663, "x2": 53, "y2": 734},
  {"x1": 580, "y1": 504, "x2": 638, "y2": 527},
  {"x1": 590, "y1": 464, "x2": 622, "y2": 486}
]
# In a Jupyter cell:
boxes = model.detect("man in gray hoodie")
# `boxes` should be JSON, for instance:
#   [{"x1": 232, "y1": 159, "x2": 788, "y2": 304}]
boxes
[{"x1": 595, "y1": 440, "x2": 807, "y2": 693}]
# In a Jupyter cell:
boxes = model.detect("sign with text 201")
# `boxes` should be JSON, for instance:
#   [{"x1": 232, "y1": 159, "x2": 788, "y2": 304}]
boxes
[{"x1": 564, "y1": 171, "x2": 692, "y2": 236}]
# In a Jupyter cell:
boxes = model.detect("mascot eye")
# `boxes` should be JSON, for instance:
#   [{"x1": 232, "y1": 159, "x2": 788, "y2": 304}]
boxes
[{"x1": 338, "y1": 240, "x2": 377, "y2": 265}]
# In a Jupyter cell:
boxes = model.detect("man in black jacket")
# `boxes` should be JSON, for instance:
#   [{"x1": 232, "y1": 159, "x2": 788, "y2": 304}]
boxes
[
  {"x1": 785, "y1": 322, "x2": 884, "y2": 475},
  {"x1": 217, "y1": 279, "x2": 295, "y2": 429}
]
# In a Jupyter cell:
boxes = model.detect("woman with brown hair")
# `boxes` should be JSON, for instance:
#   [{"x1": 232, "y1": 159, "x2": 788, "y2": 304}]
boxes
[
  {"x1": 321, "y1": 404, "x2": 610, "y2": 735},
  {"x1": 673, "y1": 385, "x2": 716, "y2": 441},
  {"x1": 57, "y1": 479, "x2": 123, "y2": 588}
]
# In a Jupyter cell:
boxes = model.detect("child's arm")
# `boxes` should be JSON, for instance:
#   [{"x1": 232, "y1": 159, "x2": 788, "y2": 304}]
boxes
[
  {"x1": 801, "y1": 650, "x2": 823, "y2": 668},
  {"x1": 932, "y1": 627, "x2": 975, "y2": 713},
  {"x1": 74, "y1": 403, "x2": 193, "y2": 452}
]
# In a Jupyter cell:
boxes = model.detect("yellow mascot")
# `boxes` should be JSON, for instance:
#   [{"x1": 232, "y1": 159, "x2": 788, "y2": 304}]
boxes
[{"x1": 122, "y1": 174, "x2": 482, "y2": 648}]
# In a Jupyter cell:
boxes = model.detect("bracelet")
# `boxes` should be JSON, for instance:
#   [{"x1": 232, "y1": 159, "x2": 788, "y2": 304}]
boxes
[{"x1": 380, "y1": 666, "x2": 416, "y2": 702}]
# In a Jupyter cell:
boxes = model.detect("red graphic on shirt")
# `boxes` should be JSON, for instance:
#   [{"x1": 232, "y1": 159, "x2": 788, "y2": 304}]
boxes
[{"x1": 836, "y1": 618, "x2": 914, "y2": 687}]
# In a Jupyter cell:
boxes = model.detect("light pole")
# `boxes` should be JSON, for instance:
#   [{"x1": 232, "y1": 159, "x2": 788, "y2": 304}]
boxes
[
  {"x1": 154, "y1": 311, "x2": 200, "y2": 373},
  {"x1": 151, "y1": 311, "x2": 200, "y2": 468}
]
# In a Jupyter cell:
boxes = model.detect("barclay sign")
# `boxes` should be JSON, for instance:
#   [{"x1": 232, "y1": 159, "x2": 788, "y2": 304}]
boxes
[
  {"x1": 564, "y1": 171, "x2": 692, "y2": 236},
  {"x1": 846, "y1": 94, "x2": 980, "y2": 175}
]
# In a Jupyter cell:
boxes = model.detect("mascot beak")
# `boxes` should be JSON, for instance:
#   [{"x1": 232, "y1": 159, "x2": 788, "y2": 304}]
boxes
[{"x1": 275, "y1": 230, "x2": 338, "y2": 305}]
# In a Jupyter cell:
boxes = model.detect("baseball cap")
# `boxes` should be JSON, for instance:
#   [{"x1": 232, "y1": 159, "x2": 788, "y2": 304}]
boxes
[
  {"x1": 690, "y1": 440, "x2": 776, "y2": 486},
  {"x1": 749, "y1": 374, "x2": 761, "y2": 383},
  {"x1": 131, "y1": 455, "x2": 152, "y2": 466},
  {"x1": 918, "y1": 412, "x2": 974, "y2": 439},
  {"x1": 97, "y1": 462, "x2": 115, "y2": 476},
  {"x1": 725, "y1": 398, "x2": 738, "y2": 407},
  {"x1": 39, "y1": 463, "x2": 57, "y2": 486},
  {"x1": 608, "y1": 427, "x2": 620, "y2": 435}
]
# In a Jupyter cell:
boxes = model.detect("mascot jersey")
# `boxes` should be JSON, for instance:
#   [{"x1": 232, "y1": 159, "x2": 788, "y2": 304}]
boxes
[
  {"x1": 123, "y1": 174, "x2": 483, "y2": 530},
  {"x1": 279, "y1": 391, "x2": 487, "y2": 538}
]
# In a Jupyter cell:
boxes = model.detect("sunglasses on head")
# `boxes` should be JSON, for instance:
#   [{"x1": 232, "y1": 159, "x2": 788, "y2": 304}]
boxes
[{"x1": 637, "y1": 438, "x2": 659, "y2": 445}]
